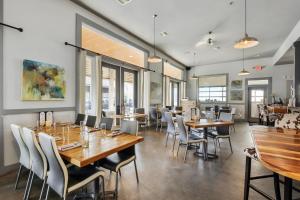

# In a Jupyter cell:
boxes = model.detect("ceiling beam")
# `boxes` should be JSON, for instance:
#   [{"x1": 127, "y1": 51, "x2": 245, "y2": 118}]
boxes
[{"x1": 272, "y1": 19, "x2": 300, "y2": 65}]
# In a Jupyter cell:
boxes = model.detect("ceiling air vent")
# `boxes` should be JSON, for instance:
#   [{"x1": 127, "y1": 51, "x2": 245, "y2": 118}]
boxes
[{"x1": 116, "y1": 0, "x2": 132, "y2": 5}]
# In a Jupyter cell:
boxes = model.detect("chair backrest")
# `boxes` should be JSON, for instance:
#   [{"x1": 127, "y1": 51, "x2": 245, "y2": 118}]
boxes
[
  {"x1": 275, "y1": 113, "x2": 300, "y2": 129},
  {"x1": 220, "y1": 109, "x2": 231, "y2": 114},
  {"x1": 22, "y1": 127, "x2": 47, "y2": 180},
  {"x1": 99, "y1": 117, "x2": 114, "y2": 130},
  {"x1": 205, "y1": 111, "x2": 215, "y2": 120},
  {"x1": 120, "y1": 120, "x2": 138, "y2": 135},
  {"x1": 214, "y1": 105, "x2": 219, "y2": 112},
  {"x1": 165, "y1": 112, "x2": 176, "y2": 134},
  {"x1": 75, "y1": 113, "x2": 85, "y2": 125},
  {"x1": 149, "y1": 107, "x2": 158, "y2": 120},
  {"x1": 231, "y1": 107, "x2": 237, "y2": 115},
  {"x1": 176, "y1": 115, "x2": 188, "y2": 142},
  {"x1": 39, "y1": 133, "x2": 68, "y2": 198},
  {"x1": 135, "y1": 108, "x2": 145, "y2": 114},
  {"x1": 160, "y1": 108, "x2": 169, "y2": 122},
  {"x1": 86, "y1": 115, "x2": 97, "y2": 127},
  {"x1": 166, "y1": 106, "x2": 172, "y2": 110},
  {"x1": 205, "y1": 106, "x2": 212, "y2": 111},
  {"x1": 175, "y1": 106, "x2": 182, "y2": 111},
  {"x1": 219, "y1": 112, "x2": 233, "y2": 121},
  {"x1": 10, "y1": 124, "x2": 30, "y2": 169}
]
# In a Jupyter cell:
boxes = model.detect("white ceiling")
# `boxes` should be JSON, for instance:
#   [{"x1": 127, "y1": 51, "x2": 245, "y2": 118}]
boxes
[{"x1": 77, "y1": 0, "x2": 300, "y2": 67}]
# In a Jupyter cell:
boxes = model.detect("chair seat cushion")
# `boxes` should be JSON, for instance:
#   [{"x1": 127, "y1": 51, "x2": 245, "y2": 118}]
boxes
[
  {"x1": 243, "y1": 147, "x2": 258, "y2": 160},
  {"x1": 97, "y1": 153, "x2": 135, "y2": 172}
]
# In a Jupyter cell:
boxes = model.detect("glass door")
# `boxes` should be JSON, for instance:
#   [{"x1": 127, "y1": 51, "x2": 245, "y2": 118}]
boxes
[
  {"x1": 248, "y1": 87, "x2": 267, "y2": 122},
  {"x1": 121, "y1": 68, "x2": 138, "y2": 114},
  {"x1": 170, "y1": 81, "x2": 179, "y2": 107},
  {"x1": 102, "y1": 63, "x2": 120, "y2": 115}
]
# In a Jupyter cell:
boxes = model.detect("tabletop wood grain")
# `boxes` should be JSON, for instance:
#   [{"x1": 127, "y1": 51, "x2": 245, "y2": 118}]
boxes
[
  {"x1": 37, "y1": 126, "x2": 144, "y2": 167},
  {"x1": 251, "y1": 126, "x2": 300, "y2": 181},
  {"x1": 185, "y1": 119, "x2": 234, "y2": 128}
]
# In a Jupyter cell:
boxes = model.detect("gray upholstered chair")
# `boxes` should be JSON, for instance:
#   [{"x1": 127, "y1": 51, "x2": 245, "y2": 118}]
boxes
[
  {"x1": 38, "y1": 133, "x2": 105, "y2": 200},
  {"x1": 22, "y1": 127, "x2": 47, "y2": 200},
  {"x1": 97, "y1": 120, "x2": 139, "y2": 200},
  {"x1": 205, "y1": 110, "x2": 216, "y2": 120},
  {"x1": 164, "y1": 112, "x2": 178, "y2": 152},
  {"x1": 208, "y1": 112, "x2": 233, "y2": 153},
  {"x1": 86, "y1": 115, "x2": 97, "y2": 128},
  {"x1": 99, "y1": 117, "x2": 114, "y2": 130},
  {"x1": 10, "y1": 124, "x2": 31, "y2": 192},
  {"x1": 149, "y1": 107, "x2": 159, "y2": 131},
  {"x1": 160, "y1": 108, "x2": 169, "y2": 132},
  {"x1": 135, "y1": 108, "x2": 147, "y2": 131},
  {"x1": 176, "y1": 116, "x2": 207, "y2": 162},
  {"x1": 74, "y1": 113, "x2": 85, "y2": 125}
]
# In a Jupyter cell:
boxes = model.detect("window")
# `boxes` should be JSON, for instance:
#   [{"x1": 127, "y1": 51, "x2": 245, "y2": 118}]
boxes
[
  {"x1": 199, "y1": 86, "x2": 227, "y2": 102},
  {"x1": 82, "y1": 24, "x2": 145, "y2": 67},
  {"x1": 164, "y1": 62, "x2": 183, "y2": 80},
  {"x1": 85, "y1": 56, "x2": 96, "y2": 115},
  {"x1": 198, "y1": 74, "x2": 227, "y2": 103}
]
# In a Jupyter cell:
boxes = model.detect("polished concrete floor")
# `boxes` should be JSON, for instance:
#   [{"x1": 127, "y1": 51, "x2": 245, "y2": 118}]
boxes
[{"x1": 0, "y1": 122, "x2": 299, "y2": 200}]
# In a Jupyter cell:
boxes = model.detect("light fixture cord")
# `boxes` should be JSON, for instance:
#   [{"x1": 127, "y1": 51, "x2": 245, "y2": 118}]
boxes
[
  {"x1": 244, "y1": 0, "x2": 247, "y2": 34},
  {"x1": 153, "y1": 14, "x2": 157, "y2": 55}
]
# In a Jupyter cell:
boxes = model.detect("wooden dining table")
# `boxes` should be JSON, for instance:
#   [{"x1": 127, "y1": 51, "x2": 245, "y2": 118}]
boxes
[
  {"x1": 185, "y1": 119, "x2": 234, "y2": 159},
  {"x1": 112, "y1": 113, "x2": 147, "y2": 119},
  {"x1": 251, "y1": 126, "x2": 300, "y2": 200},
  {"x1": 36, "y1": 125, "x2": 144, "y2": 167}
]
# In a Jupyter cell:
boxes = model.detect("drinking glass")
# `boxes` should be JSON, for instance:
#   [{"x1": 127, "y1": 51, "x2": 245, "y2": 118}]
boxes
[
  {"x1": 36, "y1": 120, "x2": 40, "y2": 131},
  {"x1": 80, "y1": 121, "x2": 85, "y2": 132},
  {"x1": 100, "y1": 123, "x2": 106, "y2": 135},
  {"x1": 82, "y1": 130, "x2": 89, "y2": 148}
]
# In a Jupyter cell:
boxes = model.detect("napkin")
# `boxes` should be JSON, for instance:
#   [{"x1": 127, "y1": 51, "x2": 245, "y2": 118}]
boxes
[{"x1": 58, "y1": 142, "x2": 81, "y2": 151}]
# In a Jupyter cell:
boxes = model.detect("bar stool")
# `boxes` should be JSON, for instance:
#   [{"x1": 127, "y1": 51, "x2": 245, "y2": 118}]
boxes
[{"x1": 243, "y1": 147, "x2": 281, "y2": 200}]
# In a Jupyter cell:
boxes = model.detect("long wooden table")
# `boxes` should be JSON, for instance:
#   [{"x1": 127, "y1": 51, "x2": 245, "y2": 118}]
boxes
[
  {"x1": 185, "y1": 119, "x2": 234, "y2": 160},
  {"x1": 37, "y1": 126, "x2": 144, "y2": 167},
  {"x1": 112, "y1": 113, "x2": 147, "y2": 119},
  {"x1": 251, "y1": 126, "x2": 300, "y2": 200}
]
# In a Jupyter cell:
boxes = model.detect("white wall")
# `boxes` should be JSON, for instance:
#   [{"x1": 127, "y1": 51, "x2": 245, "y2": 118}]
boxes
[
  {"x1": 187, "y1": 57, "x2": 294, "y2": 119},
  {"x1": 1, "y1": 0, "x2": 186, "y2": 168}
]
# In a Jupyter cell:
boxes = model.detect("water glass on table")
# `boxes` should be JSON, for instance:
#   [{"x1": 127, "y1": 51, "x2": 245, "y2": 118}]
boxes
[
  {"x1": 100, "y1": 123, "x2": 106, "y2": 135},
  {"x1": 80, "y1": 121, "x2": 85, "y2": 132}
]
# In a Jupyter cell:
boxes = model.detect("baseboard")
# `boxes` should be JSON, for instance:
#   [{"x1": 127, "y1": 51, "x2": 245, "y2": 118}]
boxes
[{"x1": 0, "y1": 163, "x2": 18, "y2": 176}]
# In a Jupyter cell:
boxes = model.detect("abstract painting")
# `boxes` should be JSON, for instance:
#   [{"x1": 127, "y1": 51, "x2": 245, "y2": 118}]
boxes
[
  {"x1": 231, "y1": 80, "x2": 243, "y2": 89},
  {"x1": 22, "y1": 59, "x2": 66, "y2": 100}
]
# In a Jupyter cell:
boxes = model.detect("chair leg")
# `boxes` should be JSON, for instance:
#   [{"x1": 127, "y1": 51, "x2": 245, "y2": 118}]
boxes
[
  {"x1": 115, "y1": 172, "x2": 119, "y2": 200},
  {"x1": 23, "y1": 170, "x2": 32, "y2": 200},
  {"x1": 39, "y1": 177, "x2": 47, "y2": 200},
  {"x1": 176, "y1": 141, "x2": 181, "y2": 156},
  {"x1": 15, "y1": 164, "x2": 23, "y2": 190},
  {"x1": 160, "y1": 122, "x2": 163, "y2": 132},
  {"x1": 119, "y1": 169, "x2": 121, "y2": 177},
  {"x1": 172, "y1": 135, "x2": 177, "y2": 152},
  {"x1": 134, "y1": 159, "x2": 139, "y2": 183},
  {"x1": 228, "y1": 137, "x2": 233, "y2": 153},
  {"x1": 45, "y1": 186, "x2": 50, "y2": 200},
  {"x1": 165, "y1": 132, "x2": 169, "y2": 147},
  {"x1": 213, "y1": 139, "x2": 217, "y2": 155},
  {"x1": 25, "y1": 173, "x2": 34, "y2": 200},
  {"x1": 273, "y1": 172, "x2": 281, "y2": 200},
  {"x1": 218, "y1": 138, "x2": 221, "y2": 147},
  {"x1": 184, "y1": 145, "x2": 189, "y2": 162},
  {"x1": 243, "y1": 156, "x2": 251, "y2": 200},
  {"x1": 100, "y1": 176, "x2": 105, "y2": 200}
]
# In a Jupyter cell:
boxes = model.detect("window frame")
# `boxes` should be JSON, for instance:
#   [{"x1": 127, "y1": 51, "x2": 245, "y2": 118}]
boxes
[{"x1": 197, "y1": 74, "x2": 228, "y2": 104}]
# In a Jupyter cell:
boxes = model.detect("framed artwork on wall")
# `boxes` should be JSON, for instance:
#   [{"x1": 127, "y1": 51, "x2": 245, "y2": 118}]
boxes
[
  {"x1": 230, "y1": 90, "x2": 244, "y2": 101},
  {"x1": 231, "y1": 80, "x2": 243, "y2": 90},
  {"x1": 22, "y1": 59, "x2": 66, "y2": 100}
]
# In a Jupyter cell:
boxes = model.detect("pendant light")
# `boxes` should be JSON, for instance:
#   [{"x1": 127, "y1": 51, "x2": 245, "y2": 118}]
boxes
[
  {"x1": 190, "y1": 52, "x2": 198, "y2": 79},
  {"x1": 148, "y1": 14, "x2": 162, "y2": 63},
  {"x1": 234, "y1": 0, "x2": 259, "y2": 49},
  {"x1": 238, "y1": 49, "x2": 250, "y2": 76}
]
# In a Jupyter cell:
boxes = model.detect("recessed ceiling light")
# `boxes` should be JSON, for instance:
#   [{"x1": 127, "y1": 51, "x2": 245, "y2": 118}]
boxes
[
  {"x1": 129, "y1": 55, "x2": 133, "y2": 58},
  {"x1": 229, "y1": 1, "x2": 234, "y2": 5},
  {"x1": 160, "y1": 31, "x2": 168, "y2": 37},
  {"x1": 116, "y1": 0, "x2": 132, "y2": 6}
]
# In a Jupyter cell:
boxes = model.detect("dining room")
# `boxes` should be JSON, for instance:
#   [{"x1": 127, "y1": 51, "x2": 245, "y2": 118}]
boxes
[{"x1": 1, "y1": 0, "x2": 300, "y2": 200}]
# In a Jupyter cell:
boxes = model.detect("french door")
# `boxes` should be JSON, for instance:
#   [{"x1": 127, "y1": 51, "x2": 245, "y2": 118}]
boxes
[
  {"x1": 248, "y1": 87, "x2": 267, "y2": 122},
  {"x1": 170, "y1": 81, "x2": 179, "y2": 107},
  {"x1": 102, "y1": 62, "x2": 137, "y2": 115}
]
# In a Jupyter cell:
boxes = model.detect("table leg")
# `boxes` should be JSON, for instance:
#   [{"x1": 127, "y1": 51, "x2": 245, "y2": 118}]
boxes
[
  {"x1": 194, "y1": 127, "x2": 218, "y2": 160},
  {"x1": 284, "y1": 177, "x2": 292, "y2": 200}
]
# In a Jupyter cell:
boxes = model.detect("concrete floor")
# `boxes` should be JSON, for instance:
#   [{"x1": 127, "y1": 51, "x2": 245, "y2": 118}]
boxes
[{"x1": 0, "y1": 122, "x2": 298, "y2": 200}]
